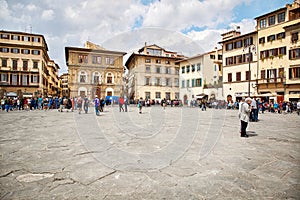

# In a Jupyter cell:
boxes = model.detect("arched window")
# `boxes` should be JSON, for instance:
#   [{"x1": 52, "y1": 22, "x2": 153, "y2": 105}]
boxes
[
  {"x1": 78, "y1": 71, "x2": 87, "y2": 83},
  {"x1": 106, "y1": 72, "x2": 114, "y2": 84},
  {"x1": 93, "y1": 71, "x2": 100, "y2": 84}
]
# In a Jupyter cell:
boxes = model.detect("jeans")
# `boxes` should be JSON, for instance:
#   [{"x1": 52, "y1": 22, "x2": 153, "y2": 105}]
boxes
[{"x1": 95, "y1": 106, "x2": 99, "y2": 116}]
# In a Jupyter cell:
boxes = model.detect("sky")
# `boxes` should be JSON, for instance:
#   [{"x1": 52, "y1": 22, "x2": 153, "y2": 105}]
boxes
[{"x1": 0, "y1": 0, "x2": 294, "y2": 74}]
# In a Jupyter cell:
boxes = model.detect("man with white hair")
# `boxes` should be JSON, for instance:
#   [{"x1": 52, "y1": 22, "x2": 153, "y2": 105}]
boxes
[{"x1": 239, "y1": 97, "x2": 252, "y2": 137}]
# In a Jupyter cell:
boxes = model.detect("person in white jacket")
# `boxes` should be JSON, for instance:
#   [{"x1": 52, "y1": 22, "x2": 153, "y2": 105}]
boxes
[{"x1": 239, "y1": 97, "x2": 252, "y2": 137}]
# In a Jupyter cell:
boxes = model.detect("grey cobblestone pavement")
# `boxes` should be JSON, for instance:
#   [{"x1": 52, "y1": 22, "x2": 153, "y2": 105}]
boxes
[{"x1": 0, "y1": 106, "x2": 299, "y2": 199}]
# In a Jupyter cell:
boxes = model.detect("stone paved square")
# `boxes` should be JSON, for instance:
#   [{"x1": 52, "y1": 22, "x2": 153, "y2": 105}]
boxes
[{"x1": 0, "y1": 106, "x2": 299, "y2": 199}]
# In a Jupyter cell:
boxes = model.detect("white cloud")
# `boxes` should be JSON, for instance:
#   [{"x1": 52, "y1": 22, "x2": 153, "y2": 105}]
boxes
[
  {"x1": 0, "y1": 0, "x2": 10, "y2": 20},
  {"x1": 229, "y1": 18, "x2": 257, "y2": 34},
  {"x1": 41, "y1": 9, "x2": 54, "y2": 20},
  {"x1": 26, "y1": 4, "x2": 38, "y2": 11}
]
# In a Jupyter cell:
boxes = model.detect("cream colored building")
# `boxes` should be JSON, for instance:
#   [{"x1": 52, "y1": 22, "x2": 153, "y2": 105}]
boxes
[
  {"x1": 125, "y1": 44, "x2": 184, "y2": 101},
  {"x1": 219, "y1": 30, "x2": 258, "y2": 102},
  {"x1": 65, "y1": 41, "x2": 126, "y2": 99},
  {"x1": 0, "y1": 30, "x2": 59, "y2": 98},
  {"x1": 59, "y1": 73, "x2": 69, "y2": 97},
  {"x1": 177, "y1": 48, "x2": 222, "y2": 103},
  {"x1": 255, "y1": 0, "x2": 300, "y2": 102}
]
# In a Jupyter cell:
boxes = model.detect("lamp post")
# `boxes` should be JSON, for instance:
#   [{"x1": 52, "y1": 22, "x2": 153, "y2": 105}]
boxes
[{"x1": 243, "y1": 44, "x2": 256, "y2": 97}]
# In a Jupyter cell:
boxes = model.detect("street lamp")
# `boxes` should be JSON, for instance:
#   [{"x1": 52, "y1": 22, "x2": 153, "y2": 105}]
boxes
[{"x1": 243, "y1": 44, "x2": 256, "y2": 97}]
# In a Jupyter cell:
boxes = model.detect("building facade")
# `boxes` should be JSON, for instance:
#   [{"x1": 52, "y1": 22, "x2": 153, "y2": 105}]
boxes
[
  {"x1": 177, "y1": 48, "x2": 223, "y2": 104},
  {"x1": 65, "y1": 41, "x2": 126, "y2": 99},
  {"x1": 256, "y1": 1, "x2": 300, "y2": 102},
  {"x1": 219, "y1": 30, "x2": 258, "y2": 102},
  {"x1": 125, "y1": 44, "x2": 183, "y2": 101},
  {"x1": 0, "y1": 30, "x2": 59, "y2": 98},
  {"x1": 59, "y1": 73, "x2": 69, "y2": 97}
]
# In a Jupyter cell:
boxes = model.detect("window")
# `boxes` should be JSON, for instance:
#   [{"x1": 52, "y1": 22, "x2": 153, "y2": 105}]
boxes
[
  {"x1": 12, "y1": 60, "x2": 18, "y2": 70},
  {"x1": 11, "y1": 48, "x2": 20, "y2": 54},
  {"x1": 12, "y1": 35, "x2": 19, "y2": 40},
  {"x1": 260, "y1": 19, "x2": 267, "y2": 28},
  {"x1": 218, "y1": 55, "x2": 222, "y2": 60},
  {"x1": 1, "y1": 74, "x2": 8, "y2": 82},
  {"x1": 245, "y1": 71, "x2": 251, "y2": 81},
  {"x1": 244, "y1": 37, "x2": 253, "y2": 46},
  {"x1": 236, "y1": 72, "x2": 241, "y2": 81},
  {"x1": 165, "y1": 67, "x2": 171, "y2": 74},
  {"x1": 259, "y1": 37, "x2": 265, "y2": 44},
  {"x1": 261, "y1": 70, "x2": 266, "y2": 79},
  {"x1": 107, "y1": 73, "x2": 113, "y2": 84},
  {"x1": 22, "y1": 49, "x2": 30, "y2": 54},
  {"x1": 146, "y1": 65, "x2": 151, "y2": 72},
  {"x1": 32, "y1": 37, "x2": 40, "y2": 42},
  {"x1": 165, "y1": 78, "x2": 170, "y2": 86},
  {"x1": 12, "y1": 74, "x2": 18, "y2": 85},
  {"x1": 94, "y1": 73, "x2": 100, "y2": 84},
  {"x1": 32, "y1": 50, "x2": 40, "y2": 55},
  {"x1": 175, "y1": 78, "x2": 179, "y2": 87},
  {"x1": 155, "y1": 92, "x2": 161, "y2": 99},
  {"x1": 23, "y1": 60, "x2": 28, "y2": 71},
  {"x1": 1, "y1": 59, "x2": 7, "y2": 67},
  {"x1": 186, "y1": 79, "x2": 190, "y2": 88},
  {"x1": 236, "y1": 55, "x2": 242, "y2": 64},
  {"x1": 155, "y1": 78, "x2": 161, "y2": 86},
  {"x1": 267, "y1": 35, "x2": 276, "y2": 42},
  {"x1": 23, "y1": 36, "x2": 30, "y2": 42},
  {"x1": 197, "y1": 63, "x2": 201, "y2": 71},
  {"x1": 186, "y1": 65, "x2": 190, "y2": 73},
  {"x1": 289, "y1": 48, "x2": 300, "y2": 60},
  {"x1": 279, "y1": 47, "x2": 286, "y2": 55},
  {"x1": 181, "y1": 66, "x2": 185, "y2": 74},
  {"x1": 145, "y1": 92, "x2": 151, "y2": 99},
  {"x1": 145, "y1": 77, "x2": 150, "y2": 85},
  {"x1": 175, "y1": 68, "x2": 179, "y2": 75},
  {"x1": 191, "y1": 79, "x2": 195, "y2": 87},
  {"x1": 145, "y1": 58, "x2": 151, "y2": 63},
  {"x1": 276, "y1": 32, "x2": 285, "y2": 40},
  {"x1": 80, "y1": 72, "x2": 86, "y2": 83},
  {"x1": 226, "y1": 43, "x2": 233, "y2": 51},
  {"x1": 226, "y1": 57, "x2": 234, "y2": 65},
  {"x1": 92, "y1": 56, "x2": 101, "y2": 64},
  {"x1": 33, "y1": 75, "x2": 38, "y2": 83},
  {"x1": 278, "y1": 68, "x2": 284, "y2": 78},
  {"x1": 196, "y1": 78, "x2": 202, "y2": 87},
  {"x1": 33, "y1": 61, "x2": 38, "y2": 69},
  {"x1": 1, "y1": 34, "x2": 9, "y2": 39},
  {"x1": 269, "y1": 48, "x2": 278, "y2": 57},
  {"x1": 106, "y1": 57, "x2": 114, "y2": 65},
  {"x1": 278, "y1": 12, "x2": 285, "y2": 23},
  {"x1": 147, "y1": 49, "x2": 162, "y2": 56},
  {"x1": 165, "y1": 92, "x2": 170, "y2": 100},
  {"x1": 268, "y1": 15, "x2": 275, "y2": 26},
  {"x1": 289, "y1": 67, "x2": 300, "y2": 79},
  {"x1": 181, "y1": 80, "x2": 185, "y2": 88},
  {"x1": 0, "y1": 47, "x2": 9, "y2": 53},
  {"x1": 267, "y1": 69, "x2": 277, "y2": 81},
  {"x1": 165, "y1": 60, "x2": 170, "y2": 64},
  {"x1": 22, "y1": 75, "x2": 28, "y2": 85},
  {"x1": 191, "y1": 64, "x2": 195, "y2": 72},
  {"x1": 235, "y1": 40, "x2": 243, "y2": 48},
  {"x1": 210, "y1": 55, "x2": 215, "y2": 59},
  {"x1": 214, "y1": 65, "x2": 217, "y2": 71},
  {"x1": 79, "y1": 55, "x2": 88, "y2": 63},
  {"x1": 156, "y1": 59, "x2": 161, "y2": 64},
  {"x1": 156, "y1": 67, "x2": 160, "y2": 73},
  {"x1": 291, "y1": 32, "x2": 298, "y2": 43},
  {"x1": 228, "y1": 73, "x2": 232, "y2": 82}
]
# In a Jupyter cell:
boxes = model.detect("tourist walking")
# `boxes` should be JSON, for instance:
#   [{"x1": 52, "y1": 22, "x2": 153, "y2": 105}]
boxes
[
  {"x1": 77, "y1": 96, "x2": 83, "y2": 114},
  {"x1": 94, "y1": 95, "x2": 100, "y2": 116},
  {"x1": 83, "y1": 96, "x2": 89, "y2": 114}
]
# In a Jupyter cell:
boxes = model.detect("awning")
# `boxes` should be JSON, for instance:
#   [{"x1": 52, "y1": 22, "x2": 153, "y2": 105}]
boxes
[
  {"x1": 196, "y1": 93, "x2": 208, "y2": 99},
  {"x1": 6, "y1": 92, "x2": 17, "y2": 97}
]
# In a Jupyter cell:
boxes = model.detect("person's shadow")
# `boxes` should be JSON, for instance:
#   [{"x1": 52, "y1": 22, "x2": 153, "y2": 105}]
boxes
[{"x1": 247, "y1": 131, "x2": 258, "y2": 137}]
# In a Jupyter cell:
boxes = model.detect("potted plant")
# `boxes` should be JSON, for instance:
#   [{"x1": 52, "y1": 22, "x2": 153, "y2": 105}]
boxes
[
  {"x1": 278, "y1": 54, "x2": 283, "y2": 59},
  {"x1": 269, "y1": 55, "x2": 274, "y2": 60}
]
